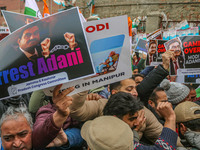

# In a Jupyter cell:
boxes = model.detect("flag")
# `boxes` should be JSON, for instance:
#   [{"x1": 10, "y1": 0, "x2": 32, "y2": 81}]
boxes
[
  {"x1": 24, "y1": 0, "x2": 42, "y2": 18},
  {"x1": 87, "y1": 0, "x2": 95, "y2": 14},
  {"x1": 128, "y1": 17, "x2": 132, "y2": 37},
  {"x1": 43, "y1": 0, "x2": 50, "y2": 17}
]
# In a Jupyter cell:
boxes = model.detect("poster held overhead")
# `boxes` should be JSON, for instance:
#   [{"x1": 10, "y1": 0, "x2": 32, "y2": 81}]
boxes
[
  {"x1": 164, "y1": 36, "x2": 200, "y2": 76},
  {"x1": 43, "y1": 15, "x2": 132, "y2": 97},
  {"x1": 0, "y1": 7, "x2": 94, "y2": 100}
]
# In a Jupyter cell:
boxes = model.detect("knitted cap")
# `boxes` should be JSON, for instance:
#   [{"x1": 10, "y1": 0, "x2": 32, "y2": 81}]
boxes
[
  {"x1": 81, "y1": 116, "x2": 133, "y2": 150},
  {"x1": 174, "y1": 101, "x2": 200, "y2": 123},
  {"x1": 160, "y1": 79, "x2": 190, "y2": 104}
]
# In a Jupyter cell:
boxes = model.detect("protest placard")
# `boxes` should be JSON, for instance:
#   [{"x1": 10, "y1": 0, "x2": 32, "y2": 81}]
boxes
[
  {"x1": 164, "y1": 36, "x2": 200, "y2": 76},
  {"x1": 135, "y1": 39, "x2": 147, "y2": 53},
  {"x1": 0, "y1": 26, "x2": 9, "y2": 41},
  {"x1": 145, "y1": 39, "x2": 167, "y2": 66},
  {"x1": 43, "y1": 15, "x2": 132, "y2": 96},
  {"x1": 2, "y1": 10, "x2": 131, "y2": 97},
  {"x1": 0, "y1": 7, "x2": 94, "y2": 100},
  {"x1": 2, "y1": 10, "x2": 38, "y2": 33},
  {"x1": 184, "y1": 74, "x2": 200, "y2": 84}
]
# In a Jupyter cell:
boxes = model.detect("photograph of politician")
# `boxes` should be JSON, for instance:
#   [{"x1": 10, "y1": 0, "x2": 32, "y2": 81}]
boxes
[
  {"x1": 165, "y1": 38, "x2": 185, "y2": 75},
  {"x1": 0, "y1": 7, "x2": 94, "y2": 100},
  {"x1": 146, "y1": 40, "x2": 157, "y2": 66}
]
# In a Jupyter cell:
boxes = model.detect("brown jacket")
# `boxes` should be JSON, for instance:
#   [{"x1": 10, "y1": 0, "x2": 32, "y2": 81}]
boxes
[{"x1": 70, "y1": 92, "x2": 163, "y2": 143}]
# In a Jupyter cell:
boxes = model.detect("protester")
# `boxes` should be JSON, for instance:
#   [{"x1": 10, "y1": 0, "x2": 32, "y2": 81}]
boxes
[
  {"x1": 103, "y1": 92, "x2": 145, "y2": 131},
  {"x1": 0, "y1": 93, "x2": 31, "y2": 119},
  {"x1": 148, "y1": 87, "x2": 168, "y2": 125},
  {"x1": 81, "y1": 92, "x2": 178, "y2": 150},
  {"x1": 160, "y1": 79, "x2": 190, "y2": 108},
  {"x1": 185, "y1": 84, "x2": 198, "y2": 102},
  {"x1": 32, "y1": 85, "x2": 84, "y2": 149},
  {"x1": 0, "y1": 106, "x2": 33, "y2": 150},
  {"x1": 132, "y1": 73, "x2": 144, "y2": 86},
  {"x1": 131, "y1": 52, "x2": 146, "y2": 73},
  {"x1": 81, "y1": 116, "x2": 134, "y2": 150},
  {"x1": 174, "y1": 101, "x2": 200, "y2": 150}
]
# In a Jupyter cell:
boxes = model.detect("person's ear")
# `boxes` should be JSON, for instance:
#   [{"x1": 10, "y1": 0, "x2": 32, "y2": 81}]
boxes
[
  {"x1": 148, "y1": 100, "x2": 155, "y2": 108},
  {"x1": 17, "y1": 38, "x2": 21, "y2": 45},
  {"x1": 111, "y1": 89, "x2": 118, "y2": 95},
  {"x1": 180, "y1": 123, "x2": 187, "y2": 135}
]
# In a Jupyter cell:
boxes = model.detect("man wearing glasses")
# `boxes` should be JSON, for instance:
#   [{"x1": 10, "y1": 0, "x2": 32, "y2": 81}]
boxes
[{"x1": 166, "y1": 38, "x2": 185, "y2": 75}]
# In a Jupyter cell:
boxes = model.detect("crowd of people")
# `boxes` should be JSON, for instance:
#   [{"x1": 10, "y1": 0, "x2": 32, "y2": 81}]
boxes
[{"x1": 0, "y1": 23, "x2": 200, "y2": 150}]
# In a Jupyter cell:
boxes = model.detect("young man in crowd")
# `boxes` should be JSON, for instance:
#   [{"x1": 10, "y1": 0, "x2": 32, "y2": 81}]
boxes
[
  {"x1": 132, "y1": 74, "x2": 144, "y2": 86},
  {"x1": 69, "y1": 50, "x2": 184, "y2": 145},
  {"x1": 148, "y1": 87, "x2": 168, "y2": 125},
  {"x1": 81, "y1": 92, "x2": 178, "y2": 150},
  {"x1": 160, "y1": 79, "x2": 190, "y2": 108},
  {"x1": 175, "y1": 101, "x2": 200, "y2": 150}
]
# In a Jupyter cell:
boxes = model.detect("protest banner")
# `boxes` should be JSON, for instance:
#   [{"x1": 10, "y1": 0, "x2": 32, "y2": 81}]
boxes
[
  {"x1": 0, "y1": 7, "x2": 94, "y2": 100},
  {"x1": 0, "y1": 26, "x2": 9, "y2": 41},
  {"x1": 2, "y1": 10, "x2": 131, "y2": 97},
  {"x1": 43, "y1": 15, "x2": 131, "y2": 96},
  {"x1": 2, "y1": 10, "x2": 38, "y2": 33},
  {"x1": 157, "y1": 40, "x2": 167, "y2": 62},
  {"x1": 146, "y1": 40, "x2": 157, "y2": 66},
  {"x1": 135, "y1": 39, "x2": 147, "y2": 53},
  {"x1": 164, "y1": 36, "x2": 200, "y2": 76},
  {"x1": 184, "y1": 74, "x2": 200, "y2": 84},
  {"x1": 146, "y1": 28, "x2": 162, "y2": 41},
  {"x1": 145, "y1": 39, "x2": 167, "y2": 66},
  {"x1": 176, "y1": 74, "x2": 200, "y2": 84}
]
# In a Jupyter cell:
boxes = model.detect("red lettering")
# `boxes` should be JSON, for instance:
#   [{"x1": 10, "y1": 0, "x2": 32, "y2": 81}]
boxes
[
  {"x1": 106, "y1": 23, "x2": 109, "y2": 29},
  {"x1": 183, "y1": 41, "x2": 200, "y2": 48},
  {"x1": 85, "y1": 23, "x2": 109, "y2": 33},
  {"x1": 86, "y1": 26, "x2": 95, "y2": 33},
  {"x1": 184, "y1": 48, "x2": 188, "y2": 54},
  {"x1": 183, "y1": 42, "x2": 188, "y2": 48},
  {"x1": 184, "y1": 47, "x2": 200, "y2": 54},
  {"x1": 158, "y1": 44, "x2": 164, "y2": 49},
  {"x1": 96, "y1": 24, "x2": 105, "y2": 31},
  {"x1": 157, "y1": 48, "x2": 166, "y2": 53}
]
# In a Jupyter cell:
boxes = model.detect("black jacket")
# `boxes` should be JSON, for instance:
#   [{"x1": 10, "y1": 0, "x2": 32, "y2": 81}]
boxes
[{"x1": 137, "y1": 64, "x2": 169, "y2": 107}]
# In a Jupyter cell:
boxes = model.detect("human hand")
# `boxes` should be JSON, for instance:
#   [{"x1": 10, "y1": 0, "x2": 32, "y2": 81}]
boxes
[
  {"x1": 41, "y1": 38, "x2": 50, "y2": 58},
  {"x1": 46, "y1": 128, "x2": 68, "y2": 148},
  {"x1": 156, "y1": 102, "x2": 175, "y2": 121},
  {"x1": 142, "y1": 52, "x2": 147, "y2": 60},
  {"x1": 134, "y1": 109, "x2": 146, "y2": 132},
  {"x1": 169, "y1": 75, "x2": 177, "y2": 82},
  {"x1": 162, "y1": 50, "x2": 174, "y2": 70},
  {"x1": 53, "y1": 84, "x2": 74, "y2": 117},
  {"x1": 86, "y1": 93, "x2": 102, "y2": 101},
  {"x1": 64, "y1": 32, "x2": 77, "y2": 50}
]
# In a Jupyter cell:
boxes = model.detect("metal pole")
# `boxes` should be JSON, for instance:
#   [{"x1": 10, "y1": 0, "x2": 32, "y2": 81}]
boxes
[{"x1": 51, "y1": 0, "x2": 52, "y2": 14}]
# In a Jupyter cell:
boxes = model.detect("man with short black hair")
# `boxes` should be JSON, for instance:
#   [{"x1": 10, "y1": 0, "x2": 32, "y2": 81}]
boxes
[
  {"x1": 132, "y1": 74, "x2": 144, "y2": 86},
  {"x1": 148, "y1": 87, "x2": 168, "y2": 125},
  {"x1": 82, "y1": 92, "x2": 178, "y2": 150}
]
